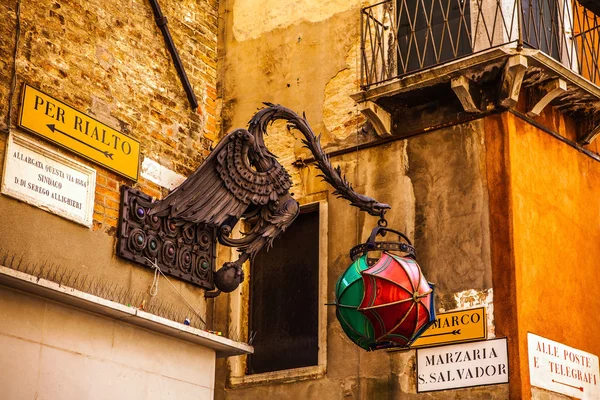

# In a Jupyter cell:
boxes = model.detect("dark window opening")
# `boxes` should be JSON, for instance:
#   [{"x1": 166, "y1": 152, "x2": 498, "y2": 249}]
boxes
[
  {"x1": 247, "y1": 204, "x2": 320, "y2": 375},
  {"x1": 397, "y1": 0, "x2": 472, "y2": 74}
]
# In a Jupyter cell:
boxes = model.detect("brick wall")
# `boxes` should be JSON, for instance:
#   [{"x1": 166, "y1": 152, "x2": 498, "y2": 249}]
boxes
[{"x1": 0, "y1": 0, "x2": 219, "y2": 232}]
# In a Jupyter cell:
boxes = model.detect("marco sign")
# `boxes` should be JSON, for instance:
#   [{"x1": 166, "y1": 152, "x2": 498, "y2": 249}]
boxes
[
  {"x1": 411, "y1": 307, "x2": 487, "y2": 348},
  {"x1": 417, "y1": 338, "x2": 509, "y2": 393}
]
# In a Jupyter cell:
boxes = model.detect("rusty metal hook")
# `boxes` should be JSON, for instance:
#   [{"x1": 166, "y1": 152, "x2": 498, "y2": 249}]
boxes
[{"x1": 378, "y1": 210, "x2": 388, "y2": 227}]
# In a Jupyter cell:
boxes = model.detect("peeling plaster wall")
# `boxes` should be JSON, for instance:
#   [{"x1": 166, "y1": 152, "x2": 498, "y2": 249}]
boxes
[
  {"x1": 215, "y1": 1, "x2": 500, "y2": 398},
  {"x1": 231, "y1": 0, "x2": 362, "y2": 41},
  {"x1": 218, "y1": 1, "x2": 367, "y2": 146},
  {"x1": 406, "y1": 120, "x2": 493, "y2": 304},
  {"x1": 213, "y1": 108, "x2": 498, "y2": 400},
  {"x1": 213, "y1": 126, "x2": 500, "y2": 399}
]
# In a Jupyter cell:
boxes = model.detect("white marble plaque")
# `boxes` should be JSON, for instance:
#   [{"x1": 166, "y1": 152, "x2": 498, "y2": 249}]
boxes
[
  {"x1": 528, "y1": 333, "x2": 599, "y2": 399},
  {"x1": 416, "y1": 338, "x2": 509, "y2": 393},
  {"x1": 2, "y1": 133, "x2": 96, "y2": 227}
]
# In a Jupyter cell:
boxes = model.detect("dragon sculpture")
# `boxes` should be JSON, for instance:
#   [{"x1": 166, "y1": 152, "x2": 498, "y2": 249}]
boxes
[{"x1": 121, "y1": 104, "x2": 390, "y2": 296}]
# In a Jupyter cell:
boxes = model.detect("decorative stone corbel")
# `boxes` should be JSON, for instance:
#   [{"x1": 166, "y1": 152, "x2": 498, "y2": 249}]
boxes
[
  {"x1": 499, "y1": 54, "x2": 528, "y2": 108},
  {"x1": 527, "y1": 78, "x2": 567, "y2": 117},
  {"x1": 579, "y1": 125, "x2": 600, "y2": 145},
  {"x1": 451, "y1": 76, "x2": 480, "y2": 113},
  {"x1": 359, "y1": 101, "x2": 392, "y2": 137},
  {"x1": 577, "y1": 118, "x2": 600, "y2": 145}
]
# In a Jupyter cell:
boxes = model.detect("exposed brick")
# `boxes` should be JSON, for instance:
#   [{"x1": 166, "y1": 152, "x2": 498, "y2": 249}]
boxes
[
  {"x1": 92, "y1": 220, "x2": 103, "y2": 231},
  {"x1": 94, "y1": 203, "x2": 105, "y2": 214},
  {"x1": 95, "y1": 185, "x2": 116, "y2": 199},
  {"x1": 0, "y1": 0, "x2": 217, "y2": 231},
  {"x1": 106, "y1": 178, "x2": 117, "y2": 190},
  {"x1": 95, "y1": 174, "x2": 108, "y2": 187},
  {"x1": 105, "y1": 197, "x2": 119, "y2": 210},
  {"x1": 104, "y1": 216, "x2": 118, "y2": 228},
  {"x1": 104, "y1": 207, "x2": 119, "y2": 219}
]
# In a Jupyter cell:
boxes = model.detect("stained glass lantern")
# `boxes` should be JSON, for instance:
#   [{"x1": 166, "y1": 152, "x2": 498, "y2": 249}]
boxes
[
  {"x1": 334, "y1": 226, "x2": 436, "y2": 351},
  {"x1": 334, "y1": 254, "x2": 377, "y2": 350}
]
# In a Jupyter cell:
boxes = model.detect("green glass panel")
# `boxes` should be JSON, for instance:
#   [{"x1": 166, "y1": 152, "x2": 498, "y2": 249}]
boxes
[{"x1": 334, "y1": 255, "x2": 376, "y2": 350}]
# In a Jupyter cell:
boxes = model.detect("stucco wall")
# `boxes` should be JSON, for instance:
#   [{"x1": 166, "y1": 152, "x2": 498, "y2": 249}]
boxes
[
  {"x1": 214, "y1": 0, "x2": 503, "y2": 397},
  {"x1": 507, "y1": 112, "x2": 600, "y2": 398},
  {"x1": 485, "y1": 110, "x2": 600, "y2": 399},
  {"x1": 214, "y1": 121, "x2": 500, "y2": 399},
  {"x1": 0, "y1": 285, "x2": 216, "y2": 400}
]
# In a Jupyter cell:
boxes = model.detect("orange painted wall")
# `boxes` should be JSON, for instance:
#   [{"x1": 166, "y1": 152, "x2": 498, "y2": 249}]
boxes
[
  {"x1": 572, "y1": 0, "x2": 600, "y2": 86},
  {"x1": 494, "y1": 111, "x2": 600, "y2": 398}
]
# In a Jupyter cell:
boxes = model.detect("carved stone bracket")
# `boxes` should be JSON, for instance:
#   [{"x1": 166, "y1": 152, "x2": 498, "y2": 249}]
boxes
[
  {"x1": 451, "y1": 76, "x2": 481, "y2": 113},
  {"x1": 499, "y1": 54, "x2": 528, "y2": 109},
  {"x1": 527, "y1": 78, "x2": 568, "y2": 117},
  {"x1": 359, "y1": 101, "x2": 392, "y2": 136},
  {"x1": 116, "y1": 186, "x2": 217, "y2": 290},
  {"x1": 578, "y1": 115, "x2": 600, "y2": 145}
]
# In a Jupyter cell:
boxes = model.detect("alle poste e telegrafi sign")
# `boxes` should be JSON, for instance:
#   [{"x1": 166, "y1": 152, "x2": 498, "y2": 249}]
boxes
[
  {"x1": 416, "y1": 338, "x2": 509, "y2": 393},
  {"x1": 528, "y1": 333, "x2": 599, "y2": 399},
  {"x1": 18, "y1": 84, "x2": 140, "y2": 180}
]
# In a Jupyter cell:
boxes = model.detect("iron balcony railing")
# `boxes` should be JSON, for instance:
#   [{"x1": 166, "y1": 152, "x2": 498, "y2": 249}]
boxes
[{"x1": 361, "y1": 0, "x2": 600, "y2": 89}]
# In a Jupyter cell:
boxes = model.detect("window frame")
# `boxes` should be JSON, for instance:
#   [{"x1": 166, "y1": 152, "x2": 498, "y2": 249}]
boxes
[{"x1": 227, "y1": 195, "x2": 328, "y2": 386}]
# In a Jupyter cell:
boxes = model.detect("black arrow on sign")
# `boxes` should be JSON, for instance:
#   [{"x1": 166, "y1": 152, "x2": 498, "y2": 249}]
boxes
[
  {"x1": 552, "y1": 379, "x2": 584, "y2": 392},
  {"x1": 47, "y1": 124, "x2": 114, "y2": 159},
  {"x1": 421, "y1": 329, "x2": 461, "y2": 338}
]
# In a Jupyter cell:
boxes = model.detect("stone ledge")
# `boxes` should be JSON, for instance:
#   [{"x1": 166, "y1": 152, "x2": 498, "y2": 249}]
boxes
[
  {"x1": 0, "y1": 265, "x2": 253, "y2": 358},
  {"x1": 352, "y1": 47, "x2": 511, "y2": 103},
  {"x1": 229, "y1": 364, "x2": 326, "y2": 388},
  {"x1": 353, "y1": 46, "x2": 600, "y2": 117}
]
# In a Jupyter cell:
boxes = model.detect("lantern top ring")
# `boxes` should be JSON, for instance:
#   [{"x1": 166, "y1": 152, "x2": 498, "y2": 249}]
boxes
[{"x1": 349, "y1": 225, "x2": 416, "y2": 261}]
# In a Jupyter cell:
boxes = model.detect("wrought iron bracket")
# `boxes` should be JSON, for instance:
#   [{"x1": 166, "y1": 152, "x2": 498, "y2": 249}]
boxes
[
  {"x1": 116, "y1": 104, "x2": 390, "y2": 295},
  {"x1": 116, "y1": 186, "x2": 217, "y2": 290}
]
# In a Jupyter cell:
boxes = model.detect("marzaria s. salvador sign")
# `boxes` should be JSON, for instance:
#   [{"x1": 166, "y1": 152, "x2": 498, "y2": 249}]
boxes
[
  {"x1": 18, "y1": 84, "x2": 140, "y2": 180},
  {"x1": 416, "y1": 338, "x2": 509, "y2": 392}
]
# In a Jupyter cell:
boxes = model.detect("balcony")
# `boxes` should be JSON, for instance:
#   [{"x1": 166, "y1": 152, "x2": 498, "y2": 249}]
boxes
[{"x1": 360, "y1": 0, "x2": 600, "y2": 90}]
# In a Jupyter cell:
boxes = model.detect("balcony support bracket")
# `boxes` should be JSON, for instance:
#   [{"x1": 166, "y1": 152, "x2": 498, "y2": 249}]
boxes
[
  {"x1": 499, "y1": 55, "x2": 528, "y2": 109},
  {"x1": 527, "y1": 78, "x2": 568, "y2": 117},
  {"x1": 359, "y1": 101, "x2": 392, "y2": 137},
  {"x1": 451, "y1": 76, "x2": 480, "y2": 113},
  {"x1": 578, "y1": 118, "x2": 600, "y2": 145}
]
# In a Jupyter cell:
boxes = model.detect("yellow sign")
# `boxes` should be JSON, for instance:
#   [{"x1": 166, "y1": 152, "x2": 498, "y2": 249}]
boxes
[
  {"x1": 18, "y1": 84, "x2": 140, "y2": 180},
  {"x1": 411, "y1": 307, "x2": 487, "y2": 348}
]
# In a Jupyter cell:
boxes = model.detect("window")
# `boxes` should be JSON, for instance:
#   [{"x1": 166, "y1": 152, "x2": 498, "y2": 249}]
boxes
[
  {"x1": 227, "y1": 198, "x2": 328, "y2": 385},
  {"x1": 247, "y1": 204, "x2": 319, "y2": 374}
]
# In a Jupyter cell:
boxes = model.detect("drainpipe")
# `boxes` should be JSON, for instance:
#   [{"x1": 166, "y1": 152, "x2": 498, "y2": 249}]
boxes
[{"x1": 148, "y1": 0, "x2": 199, "y2": 110}]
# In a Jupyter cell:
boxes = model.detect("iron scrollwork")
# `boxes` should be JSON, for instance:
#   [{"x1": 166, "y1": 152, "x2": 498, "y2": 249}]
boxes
[
  {"x1": 117, "y1": 104, "x2": 390, "y2": 296},
  {"x1": 117, "y1": 188, "x2": 217, "y2": 290}
]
